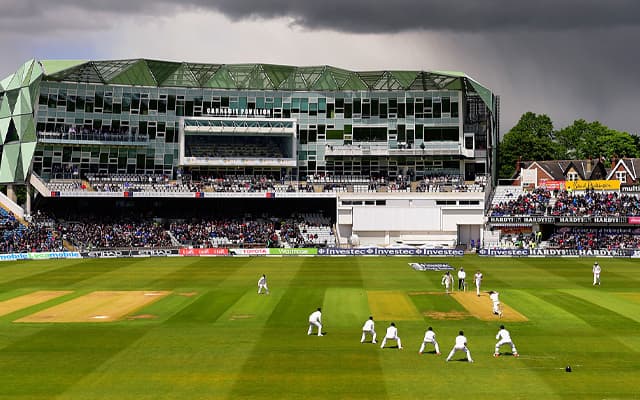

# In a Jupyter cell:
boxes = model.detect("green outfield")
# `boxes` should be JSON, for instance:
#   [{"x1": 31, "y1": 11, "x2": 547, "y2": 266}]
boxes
[{"x1": 0, "y1": 256, "x2": 638, "y2": 399}]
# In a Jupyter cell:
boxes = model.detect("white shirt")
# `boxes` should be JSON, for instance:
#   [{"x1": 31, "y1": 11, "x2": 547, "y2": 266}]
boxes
[
  {"x1": 474, "y1": 272, "x2": 482, "y2": 284},
  {"x1": 455, "y1": 335, "x2": 467, "y2": 348},
  {"x1": 442, "y1": 274, "x2": 453, "y2": 284},
  {"x1": 496, "y1": 329, "x2": 511, "y2": 341},
  {"x1": 309, "y1": 310, "x2": 322, "y2": 323},
  {"x1": 593, "y1": 265, "x2": 601, "y2": 274},
  {"x1": 386, "y1": 326, "x2": 398, "y2": 338},
  {"x1": 423, "y1": 330, "x2": 436, "y2": 341},
  {"x1": 458, "y1": 270, "x2": 466, "y2": 279},
  {"x1": 258, "y1": 276, "x2": 266, "y2": 286},
  {"x1": 490, "y1": 292, "x2": 500, "y2": 303},
  {"x1": 362, "y1": 319, "x2": 375, "y2": 331}
]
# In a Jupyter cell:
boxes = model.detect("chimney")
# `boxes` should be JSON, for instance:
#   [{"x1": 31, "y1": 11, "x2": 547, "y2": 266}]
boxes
[{"x1": 586, "y1": 158, "x2": 592, "y2": 177}]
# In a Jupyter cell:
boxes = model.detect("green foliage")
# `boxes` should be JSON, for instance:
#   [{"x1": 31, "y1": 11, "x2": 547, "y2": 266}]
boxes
[
  {"x1": 556, "y1": 119, "x2": 639, "y2": 160},
  {"x1": 500, "y1": 113, "x2": 640, "y2": 179},
  {"x1": 498, "y1": 112, "x2": 561, "y2": 178}
]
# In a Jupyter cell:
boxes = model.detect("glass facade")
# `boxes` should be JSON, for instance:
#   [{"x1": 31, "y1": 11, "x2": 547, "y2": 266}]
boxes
[{"x1": 1, "y1": 60, "x2": 498, "y2": 182}]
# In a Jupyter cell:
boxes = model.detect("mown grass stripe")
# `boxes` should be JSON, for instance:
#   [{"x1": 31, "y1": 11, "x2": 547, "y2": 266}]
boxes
[
  {"x1": 0, "y1": 326, "x2": 151, "y2": 399},
  {"x1": 323, "y1": 287, "x2": 369, "y2": 328},
  {"x1": 368, "y1": 290, "x2": 422, "y2": 321},
  {"x1": 562, "y1": 289, "x2": 640, "y2": 324},
  {"x1": 537, "y1": 290, "x2": 640, "y2": 332},
  {"x1": 166, "y1": 289, "x2": 245, "y2": 324},
  {"x1": 0, "y1": 258, "x2": 140, "y2": 290}
]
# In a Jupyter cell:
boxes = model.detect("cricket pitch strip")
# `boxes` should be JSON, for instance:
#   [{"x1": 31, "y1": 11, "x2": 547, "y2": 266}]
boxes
[
  {"x1": 451, "y1": 292, "x2": 528, "y2": 322},
  {"x1": 15, "y1": 291, "x2": 170, "y2": 323},
  {"x1": 0, "y1": 291, "x2": 72, "y2": 317}
]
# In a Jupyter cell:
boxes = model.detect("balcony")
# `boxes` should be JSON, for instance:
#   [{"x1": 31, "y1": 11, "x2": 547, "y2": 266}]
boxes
[
  {"x1": 37, "y1": 131, "x2": 149, "y2": 146},
  {"x1": 324, "y1": 142, "x2": 474, "y2": 158}
]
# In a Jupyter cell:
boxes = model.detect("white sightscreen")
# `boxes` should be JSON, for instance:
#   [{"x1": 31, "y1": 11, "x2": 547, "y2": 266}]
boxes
[{"x1": 352, "y1": 207, "x2": 441, "y2": 231}]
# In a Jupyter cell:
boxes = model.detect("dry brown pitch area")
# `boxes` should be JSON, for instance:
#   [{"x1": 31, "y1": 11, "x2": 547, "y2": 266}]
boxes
[
  {"x1": 15, "y1": 290, "x2": 170, "y2": 323},
  {"x1": 451, "y1": 292, "x2": 528, "y2": 322},
  {"x1": 0, "y1": 291, "x2": 72, "y2": 317}
]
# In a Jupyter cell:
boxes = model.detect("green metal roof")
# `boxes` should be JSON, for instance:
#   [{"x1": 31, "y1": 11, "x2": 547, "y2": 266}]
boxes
[
  {"x1": 36, "y1": 59, "x2": 494, "y2": 99},
  {"x1": 0, "y1": 59, "x2": 42, "y2": 183}
]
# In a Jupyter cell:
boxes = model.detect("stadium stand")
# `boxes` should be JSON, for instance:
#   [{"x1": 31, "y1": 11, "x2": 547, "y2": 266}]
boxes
[
  {"x1": 0, "y1": 208, "x2": 62, "y2": 253},
  {"x1": 547, "y1": 227, "x2": 640, "y2": 250},
  {"x1": 490, "y1": 188, "x2": 552, "y2": 216},
  {"x1": 551, "y1": 190, "x2": 640, "y2": 216}
]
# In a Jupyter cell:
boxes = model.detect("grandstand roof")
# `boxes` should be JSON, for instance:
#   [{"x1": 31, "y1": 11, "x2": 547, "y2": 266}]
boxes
[{"x1": 33, "y1": 59, "x2": 495, "y2": 110}]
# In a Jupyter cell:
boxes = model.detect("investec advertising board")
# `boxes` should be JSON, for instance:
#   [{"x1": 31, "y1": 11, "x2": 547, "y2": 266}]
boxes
[
  {"x1": 317, "y1": 248, "x2": 464, "y2": 256},
  {"x1": 479, "y1": 248, "x2": 640, "y2": 258}
]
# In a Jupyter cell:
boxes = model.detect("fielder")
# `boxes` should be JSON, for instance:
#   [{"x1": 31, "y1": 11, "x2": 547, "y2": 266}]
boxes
[
  {"x1": 361, "y1": 316, "x2": 377, "y2": 344},
  {"x1": 418, "y1": 326, "x2": 440, "y2": 355},
  {"x1": 489, "y1": 290, "x2": 503, "y2": 317},
  {"x1": 494, "y1": 324, "x2": 519, "y2": 357},
  {"x1": 446, "y1": 330, "x2": 473, "y2": 362},
  {"x1": 257, "y1": 274, "x2": 269, "y2": 294},
  {"x1": 307, "y1": 307, "x2": 323, "y2": 336},
  {"x1": 441, "y1": 271, "x2": 454, "y2": 294},
  {"x1": 593, "y1": 261, "x2": 601, "y2": 286},
  {"x1": 474, "y1": 270, "x2": 483, "y2": 297},
  {"x1": 380, "y1": 322, "x2": 402, "y2": 349}
]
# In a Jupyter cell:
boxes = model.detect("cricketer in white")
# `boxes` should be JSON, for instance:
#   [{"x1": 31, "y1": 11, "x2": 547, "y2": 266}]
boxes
[
  {"x1": 257, "y1": 274, "x2": 269, "y2": 294},
  {"x1": 361, "y1": 316, "x2": 377, "y2": 344},
  {"x1": 593, "y1": 262, "x2": 601, "y2": 286},
  {"x1": 380, "y1": 322, "x2": 402, "y2": 349},
  {"x1": 494, "y1": 324, "x2": 519, "y2": 357},
  {"x1": 418, "y1": 326, "x2": 440, "y2": 355},
  {"x1": 474, "y1": 270, "x2": 483, "y2": 296},
  {"x1": 446, "y1": 331, "x2": 473, "y2": 362},
  {"x1": 307, "y1": 308, "x2": 323, "y2": 336}
]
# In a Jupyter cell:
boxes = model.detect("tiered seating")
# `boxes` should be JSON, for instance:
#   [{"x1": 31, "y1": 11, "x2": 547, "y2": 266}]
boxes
[
  {"x1": 60, "y1": 218, "x2": 172, "y2": 249},
  {"x1": 0, "y1": 209, "x2": 61, "y2": 253},
  {"x1": 296, "y1": 213, "x2": 335, "y2": 247},
  {"x1": 547, "y1": 227, "x2": 640, "y2": 250},
  {"x1": 490, "y1": 187, "x2": 551, "y2": 216},
  {"x1": 551, "y1": 190, "x2": 640, "y2": 216},
  {"x1": 86, "y1": 174, "x2": 200, "y2": 192},
  {"x1": 46, "y1": 180, "x2": 85, "y2": 192},
  {"x1": 491, "y1": 186, "x2": 526, "y2": 207}
]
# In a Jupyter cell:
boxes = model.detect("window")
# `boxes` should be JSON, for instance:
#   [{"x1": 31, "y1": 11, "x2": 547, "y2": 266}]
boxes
[
  {"x1": 616, "y1": 171, "x2": 627, "y2": 183},
  {"x1": 567, "y1": 172, "x2": 579, "y2": 181}
]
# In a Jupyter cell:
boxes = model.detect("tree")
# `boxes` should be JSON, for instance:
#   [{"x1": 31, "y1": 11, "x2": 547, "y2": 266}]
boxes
[
  {"x1": 498, "y1": 112, "x2": 560, "y2": 178},
  {"x1": 556, "y1": 119, "x2": 638, "y2": 160}
]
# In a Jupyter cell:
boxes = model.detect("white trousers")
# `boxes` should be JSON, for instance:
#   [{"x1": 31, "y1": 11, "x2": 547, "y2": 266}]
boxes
[
  {"x1": 593, "y1": 273, "x2": 600, "y2": 285},
  {"x1": 475, "y1": 281, "x2": 481, "y2": 295},
  {"x1": 446, "y1": 346, "x2": 473, "y2": 362},
  {"x1": 361, "y1": 329, "x2": 377, "y2": 343},
  {"x1": 495, "y1": 339, "x2": 517, "y2": 354},
  {"x1": 381, "y1": 336, "x2": 402, "y2": 349},
  {"x1": 493, "y1": 302, "x2": 501, "y2": 314},
  {"x1": 258, "y1": 283, "x2": 269, "y2": 294},
  {"x1": 419, "y1": 339, "x2": 440, "y2": 354},
  {"x1": 308, "y1": 321, "x2": 322, "y2": 335}
]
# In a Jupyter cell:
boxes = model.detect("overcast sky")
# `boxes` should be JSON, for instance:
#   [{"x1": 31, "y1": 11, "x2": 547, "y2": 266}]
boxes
[{"x1": 1, "y1": 0, "x2": 638, "y2": 135}]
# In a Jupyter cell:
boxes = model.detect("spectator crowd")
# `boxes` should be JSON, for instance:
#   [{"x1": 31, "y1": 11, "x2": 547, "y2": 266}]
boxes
[
  {"x1": 490, "y1": 188, "x2": 552, "y2": 216},
  {"x1": 547, "y1": 227, "x2": 640, "y2": 250},
  {"x1": 551, "y1": 190, "x2": 640, "y2": 216}
]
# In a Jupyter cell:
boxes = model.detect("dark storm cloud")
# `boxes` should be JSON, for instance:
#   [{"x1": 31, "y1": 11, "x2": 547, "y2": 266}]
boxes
[
  {"x1": 1, "y1": 0, "x2": 639, "y2": 33},
  {"x1": 0, "y1": 0, "x2": 638, "y2": 134},
  {"x1": 200, "y1": 0, "x2": 640, "y2": 33}
]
